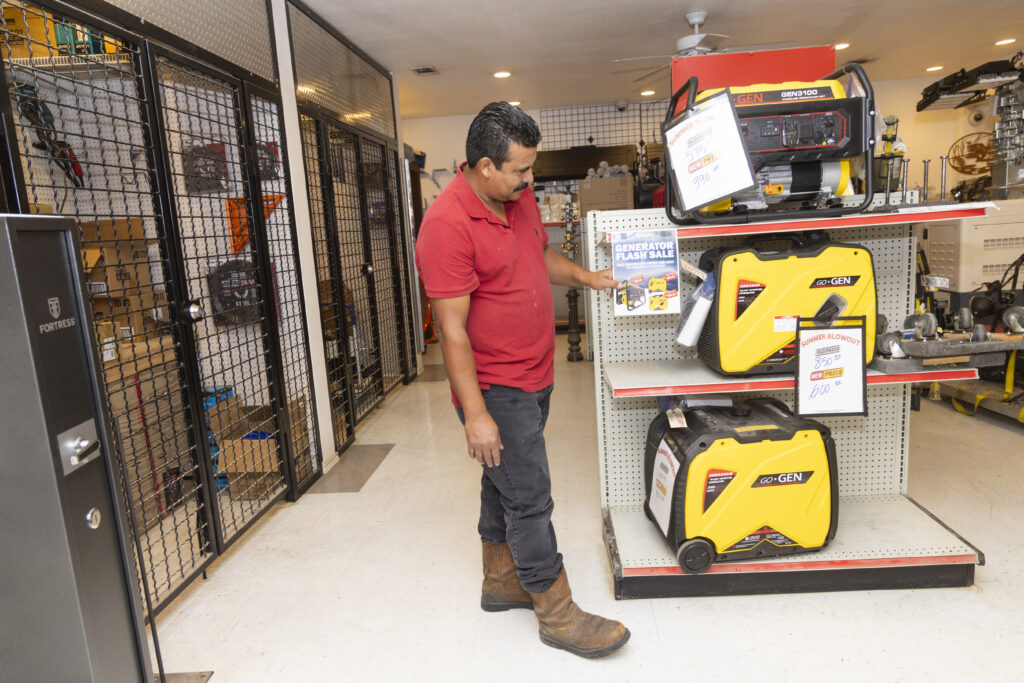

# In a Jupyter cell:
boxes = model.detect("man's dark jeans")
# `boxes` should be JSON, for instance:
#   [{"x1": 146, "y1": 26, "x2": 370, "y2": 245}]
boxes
[{"x1": 455, "y1": 383, "x2": 563, "y2": 593}]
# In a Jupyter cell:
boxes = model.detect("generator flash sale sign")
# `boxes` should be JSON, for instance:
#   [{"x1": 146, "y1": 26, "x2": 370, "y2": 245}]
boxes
[{"x1": 612, "y1": 229, "x2": 680, "y2": 316}]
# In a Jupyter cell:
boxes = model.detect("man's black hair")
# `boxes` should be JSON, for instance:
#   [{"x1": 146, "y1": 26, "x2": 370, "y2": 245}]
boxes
[{"x1": 465, "y1": 101, "x2": 541, "y2": 169}]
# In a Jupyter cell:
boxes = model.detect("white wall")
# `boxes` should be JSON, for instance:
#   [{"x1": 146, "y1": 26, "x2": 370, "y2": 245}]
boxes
[
  {"x1": 401, "y1": 109, "x2": 541, "y2": 209},
  {"x1": 401, "y1": 77, "x2": 995, "y2": 205}
]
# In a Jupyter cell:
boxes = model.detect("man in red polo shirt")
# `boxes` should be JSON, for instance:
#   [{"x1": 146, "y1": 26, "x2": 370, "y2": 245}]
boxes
[{"x1": 415, "y1": 102, "x2": 628, "y2": 658}]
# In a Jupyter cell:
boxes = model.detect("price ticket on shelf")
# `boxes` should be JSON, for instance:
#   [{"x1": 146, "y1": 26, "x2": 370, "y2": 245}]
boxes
[
  {"x1": 663, "y1": 91, "x2": 754, "y2": 212},
  {"x1": 794, "y1": 317, "x2": 867, "y2": 417}
]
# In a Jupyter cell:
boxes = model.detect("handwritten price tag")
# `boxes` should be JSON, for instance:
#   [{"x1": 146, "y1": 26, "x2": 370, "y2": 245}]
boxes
[
  {"x1": 664, "y1": 92, "x2": 754, "y2": 211},
  {"x1": 795, "y1": 318, "x2": 867, "y2": 417}
]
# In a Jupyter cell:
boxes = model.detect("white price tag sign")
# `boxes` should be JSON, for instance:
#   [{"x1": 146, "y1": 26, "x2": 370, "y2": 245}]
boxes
[
  {"x1": 664, "y1": 91, "x2": 755, "y2": 211},
  {"x1": 795, "y1": 317, "x2": 867, "y2": 417}
]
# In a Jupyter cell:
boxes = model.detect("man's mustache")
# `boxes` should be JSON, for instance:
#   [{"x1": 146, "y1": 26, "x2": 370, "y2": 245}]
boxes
[{"x1": 514, "y1": 182, "x2": 529, "y2": 192}]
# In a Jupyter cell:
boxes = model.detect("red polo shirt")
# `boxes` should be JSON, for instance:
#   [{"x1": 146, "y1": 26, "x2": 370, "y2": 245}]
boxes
[{"x1": 415, "y1": 166, "x2": 554, "y2": 398}]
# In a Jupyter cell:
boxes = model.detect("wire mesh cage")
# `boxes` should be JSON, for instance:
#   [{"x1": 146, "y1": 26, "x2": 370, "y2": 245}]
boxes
[
  {"x1": 248, "y1": 92, "x2": 321, "y2": 492},
  {"x1": 300, "y1": 111, "x2": 354, "y2": 448},
  {"x1": 1, "y1": 0, "x2": 321, "y2": 615},
  {"x1": 153, "y1": 53, "x2": 287, "y2": 539},
  {"x1": 360, "y1": 135, "x2": 405, "y2": 394},
  {"x1": 0, "y1": 0, "x2": 210, "y2": 608}
]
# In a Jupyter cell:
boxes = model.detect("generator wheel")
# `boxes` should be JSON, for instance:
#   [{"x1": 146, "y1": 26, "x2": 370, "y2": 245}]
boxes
[{"x1": 676, "y1": 538, "x2": 714, "y2": 574}]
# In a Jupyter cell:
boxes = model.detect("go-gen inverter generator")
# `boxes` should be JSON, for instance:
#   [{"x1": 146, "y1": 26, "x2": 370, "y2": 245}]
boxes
[
  {"x1": 663, "y1": 62, "x2": 875, "y2": 224},
  {"x1": 643, "y1": 398, "x2": 838, "y2": 574},
  {"x1": 697, "y1": 231, "x2": 876, "y2": 376}
]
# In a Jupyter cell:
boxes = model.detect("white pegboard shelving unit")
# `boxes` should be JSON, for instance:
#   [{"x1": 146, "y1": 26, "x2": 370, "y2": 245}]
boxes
[{"x1": 586, "y1": 205, "x2": 987, "y2": 599}]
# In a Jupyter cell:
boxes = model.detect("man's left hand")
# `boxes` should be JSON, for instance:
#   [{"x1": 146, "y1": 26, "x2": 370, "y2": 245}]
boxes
[{"x1": 585, "y1": 268, "x2": 618, "y2": 291}]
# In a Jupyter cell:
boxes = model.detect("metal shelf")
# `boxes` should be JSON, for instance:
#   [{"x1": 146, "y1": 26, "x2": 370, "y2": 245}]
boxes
[
  {"x1": 586, "y1": 206, "x2": 988, "y2": 598},
  {"x1": 605, "y1": 496, "x2": 983, "y2": 598},
  {"x1": 598, "y1": 202, "x2": 994, "y2": 242},
  {"x1": 603, "y1": 358, "x2": 979, "y2": 398}
]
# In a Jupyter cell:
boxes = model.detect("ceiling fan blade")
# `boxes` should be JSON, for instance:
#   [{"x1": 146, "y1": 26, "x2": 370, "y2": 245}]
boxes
[
  {"x1": 718, "y1": 41, "x2": 797, "y2": 53},
  {"x1": 610, "y1": 54, "x2": 674, "y2": 64},
  {"x1": 632, "y1": 64, "x2": 670, "y2": 83}
]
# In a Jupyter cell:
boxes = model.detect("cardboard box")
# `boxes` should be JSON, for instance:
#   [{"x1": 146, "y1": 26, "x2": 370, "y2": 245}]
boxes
[
  {"x1": 105, "y1": 335, "x2": 176, "y2": 384},
  {"x1": 207, "y1": 396, "x2": 309, "y2": 475},
  {"x1": 79, "y1": 217, "x2": 150, "y2": 244},
  {"x1": 227, "y1": 471, "x2": 280, "y2": 500},
  {"x1": 2, "y1": 6, "x2": 57, "y2": 60},
  {"x1": 96, "y1": 320, "x2": 118, "y2": 364},
  {"x1": 578, "y1": 176, "x2": 635, "y2": 216},
  {"x1": 83, "y1": 246, "x2": 137, "y2": 298}
]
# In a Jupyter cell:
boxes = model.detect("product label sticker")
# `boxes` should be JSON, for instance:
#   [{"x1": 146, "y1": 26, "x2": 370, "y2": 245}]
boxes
[
  {"x1": 751, "y1": 471, "x2": 815, "y2": 487},
  {"x1": 649, "y1": 439, "x2": 680, "y2": 536},
  {"x1": 810, "y1": 275, "x2": 861, "y2": 288},
  {"x1": 725, "y1": 525, "x2": 799, "y2": 552},
  {"x1": 735, "y1": 279, "x2": 765, "y2": 319},
  {"x1": 773, "y1": 314, "x2": 799, "y2": 333},
  {"x1": 703, "y1": 469, "x2": 736, "y2": 513},
  {"x1": 612, "y1": 229, "x2": 680, "y2": 317}
]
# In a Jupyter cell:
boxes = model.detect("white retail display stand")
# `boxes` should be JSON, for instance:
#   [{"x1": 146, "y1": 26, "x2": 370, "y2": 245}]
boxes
[{"x1": 584, "y1": 203, "x2": 990, "y2": 598}]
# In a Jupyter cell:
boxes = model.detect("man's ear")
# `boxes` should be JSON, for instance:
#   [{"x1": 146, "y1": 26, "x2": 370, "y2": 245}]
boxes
[{"x1": 478, "y1": 157, "x2": 495, "y2": 179}]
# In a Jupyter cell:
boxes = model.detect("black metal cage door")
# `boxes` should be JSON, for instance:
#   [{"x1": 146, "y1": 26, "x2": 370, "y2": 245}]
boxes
[{"x1": 150, "y1": 51, "x2": 288, "y2": 545}]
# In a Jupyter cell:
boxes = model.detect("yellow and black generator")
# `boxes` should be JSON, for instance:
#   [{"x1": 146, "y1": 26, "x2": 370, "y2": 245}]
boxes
[
  {"x1": 643, "y1": 398, "x2": 838, "y2": 573},
  {"x1": 663, "y1": 63, "x2": 875, "y2": 224},
  {"x1": 697, "y1": 231, "x2": 877, "y2": 375}
]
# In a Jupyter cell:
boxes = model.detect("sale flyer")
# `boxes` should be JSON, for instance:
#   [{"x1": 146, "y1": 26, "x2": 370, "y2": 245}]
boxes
[{"x1": 611, "y1": 229, "x2": 680, "y2": 316}]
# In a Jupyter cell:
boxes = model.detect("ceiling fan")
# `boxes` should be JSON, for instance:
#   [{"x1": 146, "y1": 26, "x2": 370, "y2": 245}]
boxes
[{"x1": 612, "y1": 11, "x2": 795, "y2": 83}]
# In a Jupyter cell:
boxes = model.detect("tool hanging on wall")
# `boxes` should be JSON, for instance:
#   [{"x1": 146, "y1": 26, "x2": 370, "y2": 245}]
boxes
[{"x1": 13, "y1": 81, "x2": 85, "y2": 188}]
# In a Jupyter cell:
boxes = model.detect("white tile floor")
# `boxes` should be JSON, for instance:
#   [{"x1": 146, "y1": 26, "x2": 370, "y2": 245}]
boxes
[{"x1": 154, "y1": 336, "x2": 1024, "y2": 682}]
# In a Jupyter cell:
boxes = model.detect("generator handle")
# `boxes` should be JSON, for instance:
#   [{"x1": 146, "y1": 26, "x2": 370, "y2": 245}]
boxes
[
  {"x1": 661, "y1": 77, "x2": 698, "y2": 226},
  {"x1": 740, "y1": 231, "x2": 831, "y2": 251},
  {"x1": 664, "y1": 76, "x2": 698, "y2": 126},
  {"x1": 823, "y1": 62, "x2": 874, "y2": 104}
]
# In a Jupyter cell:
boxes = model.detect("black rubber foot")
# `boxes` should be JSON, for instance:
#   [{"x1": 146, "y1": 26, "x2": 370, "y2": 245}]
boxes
[{"x1": 539, "y1": 628, "x2": 631, "y2": 658}]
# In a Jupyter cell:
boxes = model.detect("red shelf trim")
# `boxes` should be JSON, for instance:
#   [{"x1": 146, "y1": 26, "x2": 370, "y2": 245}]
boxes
[
  {"x1": 621, "y1": 553, "x2": 980, "y2": 577},
  {"x1": 611, "y1": 369, "x2": 978, "y2": 398},
  {"x1": 670, "y1": 207, "x2": 988, "y2": 239}
]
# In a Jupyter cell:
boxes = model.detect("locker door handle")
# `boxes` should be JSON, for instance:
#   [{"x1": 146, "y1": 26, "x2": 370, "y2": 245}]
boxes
[{"x1": 186, "y1": 301, "x2": 205, "y2": 321}]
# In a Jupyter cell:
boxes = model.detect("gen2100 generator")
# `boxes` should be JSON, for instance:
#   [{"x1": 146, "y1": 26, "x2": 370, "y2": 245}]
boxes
[
  {"x1": 663, "y1": 62, "x2": 876, "y2": 224},
  {"x1": 697, "y1": 231, "x2": 877, "y2": 376},
  {"x1": 644, "y1": 398, "x2": 839, "y2": 574}
]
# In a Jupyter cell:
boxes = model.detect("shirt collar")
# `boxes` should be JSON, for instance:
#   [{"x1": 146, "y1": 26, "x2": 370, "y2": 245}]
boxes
[{"x1": 453, "y1": 164, "x2": 509, "y2": 226}]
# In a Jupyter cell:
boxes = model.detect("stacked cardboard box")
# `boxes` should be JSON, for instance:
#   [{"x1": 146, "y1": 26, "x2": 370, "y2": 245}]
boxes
[
  {"x1": 80, "y1": 217, "x2": 166, "y2": 343},
  {"x1": 205, "y1": 395, "x2": 307, "y2": 500}
]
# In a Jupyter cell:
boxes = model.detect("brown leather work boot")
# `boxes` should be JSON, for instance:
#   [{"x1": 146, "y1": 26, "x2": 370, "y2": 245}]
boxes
[
  {"x1": 481, "y1": 541, "x2": 533, "y2": 612},
  {"x1": 528, "y1": 569, "x2": 629, "y2": 658}
]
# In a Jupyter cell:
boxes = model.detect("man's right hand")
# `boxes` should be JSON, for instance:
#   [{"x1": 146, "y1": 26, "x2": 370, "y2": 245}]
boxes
[{"x1": 465, "y1": 411, "x2": 503, "y2": 467}]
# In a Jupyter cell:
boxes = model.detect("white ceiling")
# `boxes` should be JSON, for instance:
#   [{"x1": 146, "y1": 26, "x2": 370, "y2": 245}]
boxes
[{"x1": 300, "y1": 0, "x2": 1024, "y2": 119}]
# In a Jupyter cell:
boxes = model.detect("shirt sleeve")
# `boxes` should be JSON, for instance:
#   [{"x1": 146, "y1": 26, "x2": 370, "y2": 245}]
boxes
[{"x1": 415, "y1": 213, "x2": 479, "y2": 298}]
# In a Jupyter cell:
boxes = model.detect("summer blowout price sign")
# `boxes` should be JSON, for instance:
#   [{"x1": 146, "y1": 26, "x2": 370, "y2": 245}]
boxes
[
  {"x1": 794, "y1": 317, "x2": 868, "y2": 417},
  {"x1": 611, "y1": 229, "x2": 680, "y2": 316},
  {"x1": 663, "y1": 91, "x2": 754, "y2": 212}
]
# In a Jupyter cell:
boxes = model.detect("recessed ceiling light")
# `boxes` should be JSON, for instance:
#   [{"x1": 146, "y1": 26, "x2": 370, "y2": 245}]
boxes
[
  {"x1": 926, "y1": 66, "x2": 943, "y2": 72},
  {"x1": 493, "y1": 71, "x2": 511, "y2": 78},
  {"x1": 508, "y1": 101, "x2": 521, "y2": 106},
  {"x1": 640, "y1": 90, "x2": 655, "y2": 96},
  {"x1": 996, "y1": 38, "x2": 1016, "y2": 46},
  {"x1": 834, "y1": 43, "x2": 850, "y2": 50}
]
